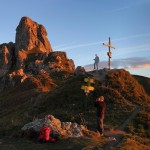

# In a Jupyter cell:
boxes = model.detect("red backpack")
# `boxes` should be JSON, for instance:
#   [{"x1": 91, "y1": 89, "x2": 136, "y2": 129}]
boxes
[{"x1": 38, "y1": 126, "x2": 56, "y2": 143}]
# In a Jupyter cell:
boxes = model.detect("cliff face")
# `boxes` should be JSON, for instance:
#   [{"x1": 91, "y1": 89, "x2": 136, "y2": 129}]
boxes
[
  {"x1": 0, "y1": 42, "x2": 15, "y2": 70},
  {"x1": 0, "y1": 16, "x2": 53, "y2": 71},
  {"x1": 0, "y1": 16, "x2": 75, "y2": 73},
  {"x1": 14, "y1": 16, "x2": 53, "y2": 68},
  {"x1": 15, "y1": 16, "x2": 52, "y2": 54},
  {"x1": 44, "y1": 51, "x2": 75, "y2": 72},
  {"x1": 0, "y1": 16, "x2": 75, "y2": 91}
]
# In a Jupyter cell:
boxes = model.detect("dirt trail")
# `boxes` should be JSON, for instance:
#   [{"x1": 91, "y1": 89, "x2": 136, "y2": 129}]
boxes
[
  {"x1": 88, "y1": 70, "x2": 142, "y2": 150},
  {"x1": 88, "y1": 70, "x2": 108, "y2": 81},
  {"x1": 103, "y1": 104, "x2": 141, "y2": 150},
  {"x1": 88, "y1": 69, "x2": 119, "y2": 82},
  {"x1": 117, "y1": 104, "x2": 141, "y2": 131}
]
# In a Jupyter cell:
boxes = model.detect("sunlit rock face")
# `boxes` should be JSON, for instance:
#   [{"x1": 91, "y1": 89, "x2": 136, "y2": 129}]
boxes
[
  {"x1": 15, "y1": 16, "x2": 52, "y2": 54},
  {"x1": 0, "y1": 42, "x2": 15, "y2": 71},
  {"x1": 0, "y1": 16, "x2": 75, "y2": 91},
  {"x1": 15, "y1": 16, "x2": 53, "y2": 69},
  {"x1": 44, "y1": 51, "x2": 75, "y2": 72}
]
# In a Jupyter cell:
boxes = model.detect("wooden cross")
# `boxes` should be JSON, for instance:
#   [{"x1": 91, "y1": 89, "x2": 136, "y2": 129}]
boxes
[{"x1": 103, "y1": 37, "x2": 115, "y2": 70}]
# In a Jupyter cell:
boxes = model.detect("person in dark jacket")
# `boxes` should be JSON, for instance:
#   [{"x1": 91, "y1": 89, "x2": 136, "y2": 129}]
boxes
[
  {"x1": 94, "y1": 96, "x2": 106, "y2": 136},
  {"x1": 93, "y1": 54, "x2": 99, "y2": 70}
]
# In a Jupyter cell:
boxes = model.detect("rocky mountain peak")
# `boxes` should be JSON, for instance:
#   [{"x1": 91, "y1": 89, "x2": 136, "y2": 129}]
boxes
[
  {"x1": 0, "y1": 17, "x2": 75, "y2": 91},
  {"x1": 15, "y1": 16, "x2": 52, "y2": 54}
]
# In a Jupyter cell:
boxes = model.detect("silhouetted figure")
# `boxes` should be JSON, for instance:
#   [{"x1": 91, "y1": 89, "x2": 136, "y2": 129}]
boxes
[
  {"x1": 94, "y1": 96, "x2": 106, "y2": 136},
  {"x1": 93, "y1": 54, "x2": 99, "y2": 70}
]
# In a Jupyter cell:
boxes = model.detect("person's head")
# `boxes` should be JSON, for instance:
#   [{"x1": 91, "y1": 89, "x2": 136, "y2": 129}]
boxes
[
  {"x1": 97, "y1": 96, "x2": 104, "y2": 102},
  {"x1": 95, "y1": 54, "x2": 97, "y2": 57}
]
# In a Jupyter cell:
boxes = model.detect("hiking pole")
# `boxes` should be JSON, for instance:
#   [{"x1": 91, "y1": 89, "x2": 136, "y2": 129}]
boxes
[
  {"x1": 108, "y1": 137, "x2": 119, "y2": 144},
  {"x1": 79, "y1": 113, "x2": 86, "y2": 128},
  {"x1": 79, "y1": 113, "x2": 87, "y2": 129}
]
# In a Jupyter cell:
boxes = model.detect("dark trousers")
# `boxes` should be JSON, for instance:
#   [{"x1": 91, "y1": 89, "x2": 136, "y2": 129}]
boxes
[
  {"x1": 97, "y1": 117, "x2": 104, "y2": 134},
  {"x1": 94, "y1": 63, "x2": 99, "y2": 70}
]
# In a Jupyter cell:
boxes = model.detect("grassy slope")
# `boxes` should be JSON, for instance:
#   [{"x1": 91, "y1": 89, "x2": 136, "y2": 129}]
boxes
[
  {"x1": 105, "y1": 69, "x2": 150, "y2": 149},
  {"x1": 0, "y1": 69, "x2": 150, "y2": 149},
  {"x1": 133, "y1": 75, "x2": 150, "y2": 96},
  {"x1": 42, "y1": 75, "x2": 134, "y2": 129}
]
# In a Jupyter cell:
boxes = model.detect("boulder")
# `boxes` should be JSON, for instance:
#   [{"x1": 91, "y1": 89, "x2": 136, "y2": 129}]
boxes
[
  {"x1": 75, "y1": 66, "x2": 86, "y2": 75},
  {"x1": 22, "y1": 115, "x2": 86, "y2": 138}
]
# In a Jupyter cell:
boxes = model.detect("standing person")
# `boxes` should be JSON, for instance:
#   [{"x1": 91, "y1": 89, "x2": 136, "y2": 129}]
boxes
[
  {"x1": 93, "y1": 54, "x2": 99, "y2": 70},
  {"x1": 94, "y1": 96, "x2": 106, "y2": 136}
]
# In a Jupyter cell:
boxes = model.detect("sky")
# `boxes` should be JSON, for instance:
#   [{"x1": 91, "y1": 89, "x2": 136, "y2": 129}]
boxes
[{"x1": 0, "y1": 0, "x2": 150, "y2": 77}]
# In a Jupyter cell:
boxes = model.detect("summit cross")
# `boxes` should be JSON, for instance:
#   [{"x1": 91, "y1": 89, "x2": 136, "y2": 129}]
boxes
[{"x1": 103, "y1": 37, "x2": 115, "y2": 70}]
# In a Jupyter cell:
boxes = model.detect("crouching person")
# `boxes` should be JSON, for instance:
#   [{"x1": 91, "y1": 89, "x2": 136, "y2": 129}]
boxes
[{"x1": 38, "y1": 126, "x2": 56, "y2": 143}]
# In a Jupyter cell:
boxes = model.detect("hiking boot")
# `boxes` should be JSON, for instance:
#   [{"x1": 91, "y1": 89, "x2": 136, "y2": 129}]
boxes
[{"x1": 96, "y1": 131, "x2": 101, "y2": 137}]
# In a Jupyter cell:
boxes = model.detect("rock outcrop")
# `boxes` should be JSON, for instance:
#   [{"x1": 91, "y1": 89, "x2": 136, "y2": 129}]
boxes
[
  {"x1": 15, "y1": 16, "x2": 53, "y2": 68},
  {"x1": 0, "y1": 42, "x2": 15, "y2": 71},
  {"x1": 44, "y1": 51, "x2": 75, "y2": 72},
  {"x1": 0, "y1": 16, "x2": 75, "y2": 91},
  {"x1": 22, "y1": 115, "x2": 86, "y2": 138},
  {"x1": 75, "y1": 66, "x2": 86, "y2": 75},
  {"x1": 15, "y1": 16, "x2": 52, "y2": 54}
]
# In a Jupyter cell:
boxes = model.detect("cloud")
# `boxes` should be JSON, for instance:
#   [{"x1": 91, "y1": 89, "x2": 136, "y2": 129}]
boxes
[
  {"x1": 111, "y1": 57, "x2": 150, "y2": 71},
  {"x1": 53, "y1": 34, "x2": 150, "y2": 51},
  {"x1": 106, "y1": 0, "x2": 150, "y2": 14},
  {"x1": 112, "y1": 34, "x2": 150, "y2": 42},
  {"x1": 55, "y1": 41, "x2": 104, "y2": 51},
  {"x1": 84, "y1": 57, "x2": 150, "y2": 72},
  {"x1": 106, "y1": 6, "x2": 129, "y2": 14},
  {"x1": 118, "y1": 44, "x2": 150, "y2": 52},
  {"x1": 125, "y1": 63, "x2": 150, "y2": 70},
  {"x1": 112, "y1": 57, "x2": 149, "y2": 67},
  {"x1": 53, "y1": 42, "x2": 77, "y2": 49},
  {"x1": 53, "y1": 44, "x2": 69, "y2": 49}
]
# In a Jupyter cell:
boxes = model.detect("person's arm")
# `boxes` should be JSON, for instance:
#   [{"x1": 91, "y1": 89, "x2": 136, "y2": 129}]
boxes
[
  {"x1": 94, "y1": 100, "x2": 99, "y2": 107},
  {"x1": 102, "y1": 102, "x2": 106, "y2": 113}
]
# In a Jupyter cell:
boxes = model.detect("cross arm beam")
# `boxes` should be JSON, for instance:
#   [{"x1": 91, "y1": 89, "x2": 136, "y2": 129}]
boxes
[{"x1": 103, "y1": 43, "x2": 115, "y2": 49}]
